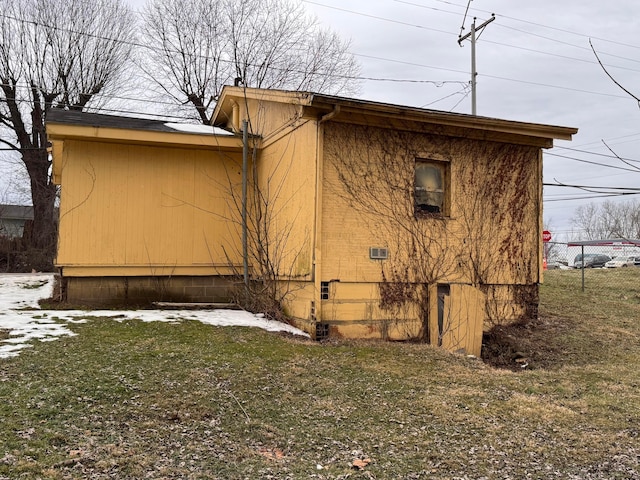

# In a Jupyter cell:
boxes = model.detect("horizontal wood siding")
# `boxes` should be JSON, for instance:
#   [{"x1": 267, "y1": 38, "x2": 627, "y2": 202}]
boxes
[{"x1": 57, "y1": 140, "x2": 243, "y2": 273}]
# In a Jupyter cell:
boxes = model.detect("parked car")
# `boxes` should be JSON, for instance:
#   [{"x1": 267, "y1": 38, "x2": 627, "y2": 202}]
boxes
[
  {"x1": 628, "y1": 256, "x2": 640, "y2": 266},
  {"x1": 574, "y1": 254, "x2": 611, "y2": 269},
  {"x1": 605, "y1": 256, "x2": 635, "y2": 268},
  {"x1": 547, "y1": 260, "x2": 570, "y2": 270}
]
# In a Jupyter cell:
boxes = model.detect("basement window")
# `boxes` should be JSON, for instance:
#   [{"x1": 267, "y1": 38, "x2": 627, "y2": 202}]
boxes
[{"x1": 415, "y1": 159, "x2": 449, "y2": 216}]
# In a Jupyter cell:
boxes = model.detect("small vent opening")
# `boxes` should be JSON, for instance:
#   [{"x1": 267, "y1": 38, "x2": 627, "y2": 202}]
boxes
[
  {"x1": 320, "y1": 281, "x2": 330, "y2": 300},
  {"x1": 369, "y1": 247, "x2": 389, "y2": 260}
]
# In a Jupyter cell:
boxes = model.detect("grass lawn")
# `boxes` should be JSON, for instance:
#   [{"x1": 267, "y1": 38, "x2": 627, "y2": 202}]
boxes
[{"x1": 1, "y1": 270, "x2": 639, "y2": 479}]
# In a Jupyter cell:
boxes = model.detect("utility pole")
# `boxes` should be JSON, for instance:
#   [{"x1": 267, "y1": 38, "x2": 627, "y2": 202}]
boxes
[{"x1": 458, "y1": 14, "x2": 495, "y2": 115}]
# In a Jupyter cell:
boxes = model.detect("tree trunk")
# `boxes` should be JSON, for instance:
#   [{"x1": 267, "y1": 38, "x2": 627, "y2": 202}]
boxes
[{"x1": 22, "y1": 148, "x2": 57, "y2": 259}]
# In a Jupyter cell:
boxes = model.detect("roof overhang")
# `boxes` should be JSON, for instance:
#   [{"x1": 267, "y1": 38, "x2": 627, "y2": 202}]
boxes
[
  {"x1": 47, "y1": 111, "x2": 243, "y2": 152},
  {"x1": 212, "y1": 86, "x2": 577, "y2": 149}
]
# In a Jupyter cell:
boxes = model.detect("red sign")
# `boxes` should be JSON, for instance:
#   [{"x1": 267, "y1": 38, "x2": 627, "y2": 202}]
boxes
[{"x1": 542, "y1": 230, "x2": 552, "y2": 242}]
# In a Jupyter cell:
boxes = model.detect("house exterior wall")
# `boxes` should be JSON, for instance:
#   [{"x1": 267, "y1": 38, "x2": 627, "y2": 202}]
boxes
[
  {"x1": 56, "y1": 139, "x2": 245, "y2": 304},
  {"x1": 314, "y1": 122, "x2": 542, "y2": 354},
  {"x1": 247, "y1": 105, "x2": 319, "y2": 337},
  {"x1": 49, "y1": 90, "x2": 573, "y2": 353},
  {"x1": 0, "y1": 205, "x2": 33, "y2": 238},
  {"x1": 63, "y1": 275, "x2": 237, "y2": 306},
  {"x1": 253, "y1": 119, "x2": 318, "y2": 279}
]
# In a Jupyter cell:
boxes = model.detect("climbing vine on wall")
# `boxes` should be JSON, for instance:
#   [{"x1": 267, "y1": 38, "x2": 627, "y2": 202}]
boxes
[{"x1": 326, "y1": 122, "x2": 541, "y2": 338}]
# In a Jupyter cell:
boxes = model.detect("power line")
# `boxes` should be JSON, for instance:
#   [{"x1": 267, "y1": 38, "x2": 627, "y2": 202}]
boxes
[
  {"x1": 1, "y1": 2, "x2": 637, "y2": 126},
  {"x1": 544, "y1": 192, "x2": 640, "y2": 202},
  {"x1": 570, "y1": 132, "x2": 640, "y2": 149},
  {"x1": 301, "y1": 2, "x2": 640, "y2": 97},
  {"x1": 554, "y1": 145, "x2": 640, "y2": 164},
  {"x1": 425, "y1": 0, "x2": 640, "y2": 51},
  {"x1": 421, "y1": 84, "x2": 470, "y2": 107},
  {"x1": 542, "y1": 183, "x2": 640, "y2": 201},
  {"x1": 0, "y1": 98, "x2": 196, "y2": 121},
  {"x1": 458, "y1": 0, "x2": 473, "y2": 39},
  {"x1": 354, "y1": 52, "x2": 632, "y2": 100},
  {"x1": 0, "y1": 10, "x2": 471, "y2": 102},
  {"x1": 354, "y1": 53, "x2": 467, "y2": 75},
  {"x1": 492, "y1": 23, "x2": 640, "y2": 68},
  {"x1": 0, "y1": 7, "x2": 634, "y2": 108},
  {"x1": 394, "y1": 0, "x2": 640, "y2": 71},
  {"x1": 448, "y1": 88, "x2": 471, "y2": 112},
  {"x1": 302, "y1": 0, "x2": 456, "y2": 37},
  {"x1": 543, "y1": 182, "x2": 640, "y2": 191},
  {"x1": 482, "y1": 74, "x2": 630, "y2": 100},
  {"x1": 544, "y1": 152, "x2": 640, "y2": 172},
  {"x1": 480, "y1": 38, "x2": 640, "y2": 75}
]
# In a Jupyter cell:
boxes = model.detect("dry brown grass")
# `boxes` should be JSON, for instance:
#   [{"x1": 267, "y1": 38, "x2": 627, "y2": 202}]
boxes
[{"x1": 0, "y1": 271, "x2": 639, "y2": 478}]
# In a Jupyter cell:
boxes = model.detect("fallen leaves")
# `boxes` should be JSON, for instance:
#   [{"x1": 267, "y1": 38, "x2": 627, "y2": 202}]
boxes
[
  {"x1": 256, "y1": 446, "x2": 285, "y2": 461},
  {"x1": 352, "y1": 457, "x2": 371, "y2": 470}
]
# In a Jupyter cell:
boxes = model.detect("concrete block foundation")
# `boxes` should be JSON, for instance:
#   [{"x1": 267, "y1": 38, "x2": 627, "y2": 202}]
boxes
[{"x1": 63, "y1": 276, "x2": 238, "y2": 306}]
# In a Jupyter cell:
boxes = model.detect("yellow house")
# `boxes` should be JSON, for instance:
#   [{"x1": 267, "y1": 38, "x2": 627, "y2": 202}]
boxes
[{"x1": 47, "y1": 87, "x2": 576, "y2": 356}]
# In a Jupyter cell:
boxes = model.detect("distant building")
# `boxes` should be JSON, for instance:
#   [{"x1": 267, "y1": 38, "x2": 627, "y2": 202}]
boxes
[{"x1": 0, "y1": 204, "x2": 33, "y2": 238}]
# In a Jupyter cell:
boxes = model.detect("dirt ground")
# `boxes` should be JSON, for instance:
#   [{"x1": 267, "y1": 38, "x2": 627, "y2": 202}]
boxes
[{"x1": 481, "y1": 314, "x2": 572, "y2": 371}]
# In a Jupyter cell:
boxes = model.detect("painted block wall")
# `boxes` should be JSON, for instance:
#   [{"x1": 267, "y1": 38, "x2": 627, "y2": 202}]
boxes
[
  {"x1": 65, "y1": 275, "x2": 237, "y2": 306},
  {"x1": 314, "y1": 121, "x2": 542, "y2": 347}
]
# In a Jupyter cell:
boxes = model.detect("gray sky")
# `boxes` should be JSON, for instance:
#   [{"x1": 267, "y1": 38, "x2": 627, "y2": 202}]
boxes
[
  {"x1": 121, "y1": 0, "x2": 640, "y2": 238},
  {"x1": 297, "y1": 0, "x2": 640, "y2": 239},
  {"x1": 5, "y1": 0, "x2": 639, "y2": 240}
]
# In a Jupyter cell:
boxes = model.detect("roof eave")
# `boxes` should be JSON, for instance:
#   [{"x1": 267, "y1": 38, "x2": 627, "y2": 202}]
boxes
[
  {"x1": 308, "y1": 94, "x2": 577, "y2": 144},
  {"x1": 47, "y1": 123, "x2": 243, "y2": 151}
]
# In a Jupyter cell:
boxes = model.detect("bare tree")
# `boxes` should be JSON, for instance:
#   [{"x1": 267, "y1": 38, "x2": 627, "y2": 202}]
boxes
[
  {"x1": 0, "y1": 0, "x2": 136, "y2": 264},
  {"x1": 141, "y1": 0, "x2": 361, "y2": 124},
  {"x1": 218, "y1": 133, "x2": 311, "y2": 320},
  {"x1": 590, "y1": 39, "x2": 640, "y2": 105},
  {"x1": 571, "y1": 199, "x2": 640, "y2": 240}
]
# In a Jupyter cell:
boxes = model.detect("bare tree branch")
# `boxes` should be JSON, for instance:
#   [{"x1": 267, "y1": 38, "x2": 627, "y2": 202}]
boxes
[
  {"x1": 0, "y1": 0, "x2": 136, "y2": 259},
  {"x1": 0, "y1": 136, "x2": 18, "y2": 150},
  {"x1": 601, "y1": 139, "x2": 640, "y2": 172},
  {"x1": 140, "y1": 0, "x2": 361, "y2": 124},
  {"x1": 590, "y1": 38, "x2": 640, "y2": 106}
]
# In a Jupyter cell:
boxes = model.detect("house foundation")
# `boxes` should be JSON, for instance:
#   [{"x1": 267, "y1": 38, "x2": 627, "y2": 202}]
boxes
[{"x1": 63, "y1": 275, "x2": 238, "y2": 306}]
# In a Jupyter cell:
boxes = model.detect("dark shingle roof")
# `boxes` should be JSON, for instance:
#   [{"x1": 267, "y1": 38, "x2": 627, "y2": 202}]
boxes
[
  {"x1": 47, "y1": 110, "x2": 180, "y2": 132},
  {"x1": 0, "y1": 205, "x2": 33, "y2": 220},
  {"x1": 47, "y1": 110, "x2": 233, "y2": 136}
]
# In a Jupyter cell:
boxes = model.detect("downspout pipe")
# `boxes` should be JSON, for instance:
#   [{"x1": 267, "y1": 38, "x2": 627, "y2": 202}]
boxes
[
  {"x1": 242, "y1": 120, "x2": 249, "y2": 287},
  {"x1": 232, "y1": 101, "x2": 240, "y2": 133},
  {"x1": 319, "y1": 104, "x2": 340, "y2": 124}
]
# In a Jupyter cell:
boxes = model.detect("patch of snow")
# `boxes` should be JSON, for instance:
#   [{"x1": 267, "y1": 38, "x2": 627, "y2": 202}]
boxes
[
  {"x1": 0, "y1": 274, "x2": 309, "y2": 359},
  {"x1": 164, "y1": 123, "x2": 233, "y2": 136}
]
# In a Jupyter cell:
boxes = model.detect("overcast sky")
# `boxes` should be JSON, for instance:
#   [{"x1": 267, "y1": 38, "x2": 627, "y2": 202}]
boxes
[
  {"x1": 296, "y1": 0, "x2": 640, "y2": 239},
  {"x1": 120, "y1": 0, "x2": 640, "y2": 238},
  {"x1": 4, "y1": 0, "x2": 639, "y2": 240}
]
